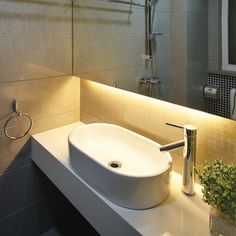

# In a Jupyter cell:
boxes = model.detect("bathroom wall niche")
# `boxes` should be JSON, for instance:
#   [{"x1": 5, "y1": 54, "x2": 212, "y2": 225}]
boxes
[{"x1": 73, "y1": 0, "x2": 236, "y2": 120}]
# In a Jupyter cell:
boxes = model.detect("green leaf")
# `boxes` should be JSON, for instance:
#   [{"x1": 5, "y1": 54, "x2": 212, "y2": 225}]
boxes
[{"x1": 195, "y1": 159, "x2": 236, "y2": 223}]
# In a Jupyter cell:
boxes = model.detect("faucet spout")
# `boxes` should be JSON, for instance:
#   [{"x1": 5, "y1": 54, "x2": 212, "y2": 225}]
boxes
[
  {"x1": 159, "y1": 123, "x2": 197, "y2": 196},
  {"x1": 159, "y1": 140, "x2": 185, "y2": 152}
]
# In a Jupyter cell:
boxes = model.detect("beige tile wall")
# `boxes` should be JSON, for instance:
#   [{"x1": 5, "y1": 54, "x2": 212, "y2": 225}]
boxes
[
  {"x1": 80, "y1": 79, "x2": 236, "y2": 172},
  {"x1": 0, "y1": 0, "x2": 80, "y2": 174},
  {"x1": 0, "y1": 1, "x2": 82, "y2": 232},
  {"x1": 73, "y1": 0, "x2": 171, "y2": 98},
  {"x1": 0, "y1": 0, "x2": 72, "y2": 83},
  {"x1": 0, "y1": 76, "x2": 80, "y2": 173}
]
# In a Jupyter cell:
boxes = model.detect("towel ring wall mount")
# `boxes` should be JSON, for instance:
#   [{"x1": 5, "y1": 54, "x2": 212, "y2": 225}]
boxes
[{"x1": 4, "y1": 100, "x2": 33, "y2": 140}]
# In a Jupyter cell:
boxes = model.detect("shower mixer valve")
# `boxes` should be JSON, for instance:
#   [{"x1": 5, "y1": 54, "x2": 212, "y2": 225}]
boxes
[
  {"x1": 139, "y1": 77, "x2": 161, "y2": 85},
  {"x1": 149, "y1": 32, "x2": 163, "y2": 40}
]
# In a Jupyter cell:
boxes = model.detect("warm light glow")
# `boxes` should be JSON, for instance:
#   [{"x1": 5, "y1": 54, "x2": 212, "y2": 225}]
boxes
[
  {"x1": 79, "y1": 78, "x2": 236, "y2": 166},
  {"x1": 81, "y1": 78, "x2": 233, "y2": 125}
]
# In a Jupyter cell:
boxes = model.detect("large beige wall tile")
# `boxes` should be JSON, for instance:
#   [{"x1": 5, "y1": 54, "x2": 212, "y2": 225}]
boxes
[
  {"x1": 0, "y1": 109, "x2": 80, "y2": 174},
  {"x1": 80, "y1": 110, "x2": 104, "y2": 124},
  {"x1": 0, "y1": 0, "x2": 71, "y2": 38},
  {"x1": 0, "y1": 37, "x2": 72, "y2": 82},
  {"x1": 31, "y1": 1, "x2": 72, "y2": 39},
  {"x1": 81, "y1": 79, "x2": 236, "y2": 166},
  {"x1": 74, "y1": 37, "x2": 144, "y2": 74},
  {"x1": 171, "y1": 0, "x2": 187, "y2": 12},
  {"x1": 187, "y1": 0, "x2": 208, "y2": 13},
  {"x1": 171, "y1": 13, "x2": 187, "y2": 37},
  {"x1": 0, "y1": 76, "x2": 80, "y2": 128},
  {"x1": 0, "y1": 0, "x2": 80, "y2": 229},
  {"x1": 73, "y1": 0, "x2": 169, "y2": 94},
  {"x1": 0, "y1": 0, "x2": 78, "y2": 176},
  {"x1": 73, "y1": 0, "x2": 144, "y2": 39},
  {"x1": 77, "y1": 65, "x2": 145, "y2": 93},
  {"x1": 73, "y1": 0, "x2": 172, "y2": 114},
  {"x1": 171, "y1": 37, "x2": 187, "y2": 63},
  {"x1": 20, "y1": 38, "x2": 72, "y2": 80},
  {"x1": 31, "y1": 109, "x2": 80, "y2": 134},
  {"x1": 187, "y1": 12, "x2": 208, "y2": 37},
  {"x1": 0, "y1": 76, "x2": 80, "y2": 174},
  {"x1": 0, "y1": 0, "x2": 72, "y2": 83},
  {"x1": 0, "y1": 38, "x2": 22, "y2": 82},
  {"x1": 73, "y1": 0, "x2": 171, "y2": 82}
]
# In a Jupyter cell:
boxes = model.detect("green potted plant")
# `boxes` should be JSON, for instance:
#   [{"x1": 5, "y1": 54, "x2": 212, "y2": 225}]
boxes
[{"x1": 196, "y1": 160, "x2": 236, "y2": 236}]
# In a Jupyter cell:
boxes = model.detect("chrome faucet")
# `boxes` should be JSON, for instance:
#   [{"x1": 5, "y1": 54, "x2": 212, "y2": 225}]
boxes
[{"x1": 159, "y1": 122, "x2": 197, "y2": 195}]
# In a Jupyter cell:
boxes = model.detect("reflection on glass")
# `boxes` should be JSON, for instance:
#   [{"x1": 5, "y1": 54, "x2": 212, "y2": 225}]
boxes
[
  {"x1": 73, "y1": 0, "x2": 236, "y2": 120},
  {"x1": 229, "y1": 0, "x2": 236, "y2": 65}
]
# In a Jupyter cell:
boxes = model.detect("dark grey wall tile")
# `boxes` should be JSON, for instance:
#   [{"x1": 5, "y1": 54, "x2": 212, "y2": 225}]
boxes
[
  {"x1": 0, "y1": 138, "x2": 31, "y2": 174},
  {"x1": 0, "y1": 164, "x2": 55, "y2": 219},
  {"x1": 0, "y1": 180, "x2": 99, "y2": 236},
  {"x1": 41, "y1": 228, "x2": 61, "y2": 236},
  {"x1": 42, "y1": 187, "x2": 100, "y2": 236},
  {"x1": 50, "y1": 217, "x2": 99, "y2": 236},
  {"x1": 0, "y1": 198, "x2": 57, "y2": 236}
]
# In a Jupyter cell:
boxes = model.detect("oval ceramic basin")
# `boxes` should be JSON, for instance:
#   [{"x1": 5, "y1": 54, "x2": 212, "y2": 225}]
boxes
[{"x1": 68, "y1": 123, "x2": 172, "y2": 209}]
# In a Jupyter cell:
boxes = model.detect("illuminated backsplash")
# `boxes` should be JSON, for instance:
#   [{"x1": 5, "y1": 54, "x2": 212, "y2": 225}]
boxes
[{"x1": 80, "y1": 79, "x2": 236, "y2": 170}]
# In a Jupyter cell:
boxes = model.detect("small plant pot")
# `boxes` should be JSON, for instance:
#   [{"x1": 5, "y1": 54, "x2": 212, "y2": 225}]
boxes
[{"x1": 209, "y1": 207, "x2": 236, "y2": 236}]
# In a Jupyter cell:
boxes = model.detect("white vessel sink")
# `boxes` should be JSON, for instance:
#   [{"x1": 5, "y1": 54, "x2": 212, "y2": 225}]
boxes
[{"x1": 68, "y1": 123, "x2": 172, "y2": 209}]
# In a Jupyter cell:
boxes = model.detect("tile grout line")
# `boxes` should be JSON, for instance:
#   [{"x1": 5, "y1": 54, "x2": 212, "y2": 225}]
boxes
[
  {"x1": 0, "y1": 163, "x2": 32, "y2": 177},
  {"x1": 0, "y1": 109, "x2": 81, "y2": 130},
  {"x1": 0, "y1": 197, "x2": 46, "y2": 223}
]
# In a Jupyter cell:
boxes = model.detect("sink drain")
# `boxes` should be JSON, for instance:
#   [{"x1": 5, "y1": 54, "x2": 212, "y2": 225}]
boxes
[{"x1": 108, "y1": 161, "x2": 122, "y2": 169}]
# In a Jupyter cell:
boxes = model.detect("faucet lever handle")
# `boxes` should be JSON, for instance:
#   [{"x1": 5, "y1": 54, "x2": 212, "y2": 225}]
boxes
[{"x1": 166, "y1": 122, "x2": 184, "y2": 129}]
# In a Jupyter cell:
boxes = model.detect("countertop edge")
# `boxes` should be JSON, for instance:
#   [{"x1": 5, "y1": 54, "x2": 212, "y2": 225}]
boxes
[
  {"x1": 31, "y1": 136, "x2": 141, "y2": 236},
  {"x1": 31, "y1": 122, "x2": 210, "y2": 236}
]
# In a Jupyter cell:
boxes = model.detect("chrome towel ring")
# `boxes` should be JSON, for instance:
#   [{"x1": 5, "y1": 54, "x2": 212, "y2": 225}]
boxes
[{"x1": 4, "y1": 100, "x2": 32, "y2": 140}]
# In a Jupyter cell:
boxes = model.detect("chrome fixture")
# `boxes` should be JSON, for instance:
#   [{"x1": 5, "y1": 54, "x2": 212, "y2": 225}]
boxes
[
  {"x1": 102, "y1": 0, "x2": 162, "y2": 98},
  {"x1": 144, "y1": 0, "x2": 153, "y2": 60},
  {"x1": 4, "y1": 100, "x2": 33, "y2": 140},
  {"x1": 144, "y1": 0, "x2": 159, "y2": 60},
  {"x1": 159, "y1": 122, "x2": 197, "y2": 195},
  {"x1": 141, "y1": 0, "x2": 162, "y2": 99},
  {"x1": 102, "y1": 0, "x2": 145, "y2": 7},
  {"x1": 139, "y1": 76, "x2": 161, "y2": 98},
  {"x1": 140, "y1": 77, "x2": 161, "y2": 86},
  {"x1": 102, "y1": 0, "x2": 159, "y2": 60}
]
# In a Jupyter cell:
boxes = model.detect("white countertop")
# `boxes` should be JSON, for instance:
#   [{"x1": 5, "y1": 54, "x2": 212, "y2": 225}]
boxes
[{"x1": 31, "y1": 122, "x2": 210, "y2": 236}]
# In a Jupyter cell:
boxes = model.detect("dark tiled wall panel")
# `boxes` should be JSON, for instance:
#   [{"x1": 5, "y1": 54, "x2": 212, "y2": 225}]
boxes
[
  {"x1": 0, "y1": 167, "x2": 99, "y2": 236},
  {"x1": 0, "y1": 164, "x2": 52, "y2": 219},
  {"x1": 207, "y1": 73, "x2": 236, "y2": 118}
]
